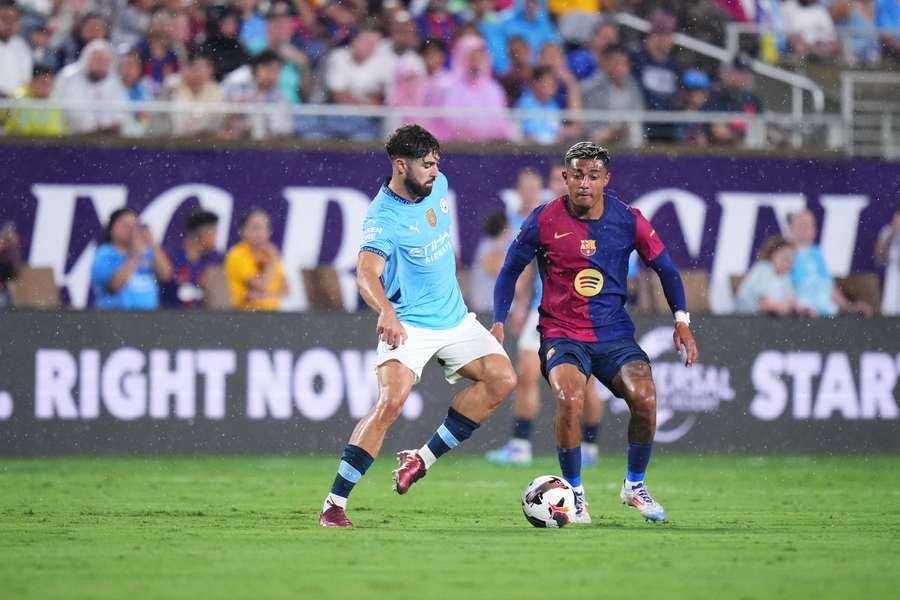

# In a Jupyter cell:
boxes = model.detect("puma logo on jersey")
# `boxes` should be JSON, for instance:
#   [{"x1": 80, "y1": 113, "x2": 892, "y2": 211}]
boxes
[{"x1": 554, "y1": 232, "x2": 573, "y2": 239}]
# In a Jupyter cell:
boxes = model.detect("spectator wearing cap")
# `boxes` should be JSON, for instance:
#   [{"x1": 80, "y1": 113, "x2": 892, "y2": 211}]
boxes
[
  {"x1": 580, "y1": 44, "x2": 644, "y2": 147},
  {"x1": 782, "y1": 0, "x2": 840, "y2": 61},
  {"x1": 161, "y1": 210, "x2": 224, "y2": 309},
  {"x1": 707, "y1": 55, "x2": 765, "y2": 146},
  {"x1": 200, "y1": 5, "x2": 249, "y2": 81},
  {"x1": 91, "y1": 207, "x2": 173, "y2": 311},
  {"x1": 4, "y1": 64, "x2": 63, "y2": 135},
  {"x1": 630, "y1": 11, "x2": 682, "y2": 142},
  {"x1": 52, "y1": 39, "x2": 128, "y2": 135},
  {"x1": 0, "y1": 0, "x2": 32, "y2": 97},
  {"x1": 222, "y1": 49, "x2": 293, "y2": 140},
  {"x1": 168, "y1": 50, "x2": 223, "y2": 137},
  {"x1": 567, "y1": 18, "x2": 621, "y2": 81},
  {"x1": 502, "y1": 0, "x2": 562, "y2": 65},
  {"x1": 675, "y1": 68, "x2": 713, "y2": 146}
]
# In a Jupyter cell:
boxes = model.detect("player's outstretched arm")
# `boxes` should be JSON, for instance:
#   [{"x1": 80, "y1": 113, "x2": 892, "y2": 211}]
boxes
[
  {"x1": 491, "y1": 239, "x2": 538, "y2": 344},
  {"x1": 646, "y1": 250, "x2": 698, "y2": 366},
  {"x1": 357, "y1": 250, "x2": 407, "y2": 349}
]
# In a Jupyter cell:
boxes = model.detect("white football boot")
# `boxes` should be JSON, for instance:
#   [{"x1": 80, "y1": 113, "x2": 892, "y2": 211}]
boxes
[
  {"x1": 620, "y1": 481, "x2": 667, "y2": 522},
  {"x1": 571, "y1": 487, "x2": 592, "y2": 524}
]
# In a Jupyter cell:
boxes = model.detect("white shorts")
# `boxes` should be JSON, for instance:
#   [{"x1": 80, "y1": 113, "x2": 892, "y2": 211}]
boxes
[
  {"x1": 517, "y1": 308, "x2": 541, "y2": 352},
  {"x1": 376, "y1": 312, "x2": 508, "y2": 384}
]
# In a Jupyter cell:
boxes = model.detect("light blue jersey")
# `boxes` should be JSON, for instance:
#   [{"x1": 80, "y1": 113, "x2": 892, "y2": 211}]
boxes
[{"x1": 361, "y1": 173, "x2": 468, "y2": 330}]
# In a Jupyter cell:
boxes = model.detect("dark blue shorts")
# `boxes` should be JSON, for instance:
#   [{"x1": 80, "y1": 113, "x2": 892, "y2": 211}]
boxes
[{"x1": 539, "y1": 337, "x2": 651, "y2": 393}]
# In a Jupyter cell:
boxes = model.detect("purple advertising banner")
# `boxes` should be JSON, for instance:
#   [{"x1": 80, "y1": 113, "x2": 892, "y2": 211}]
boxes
[{"x1": 1, "y1": 144, "x2": 897, "y2": 311}]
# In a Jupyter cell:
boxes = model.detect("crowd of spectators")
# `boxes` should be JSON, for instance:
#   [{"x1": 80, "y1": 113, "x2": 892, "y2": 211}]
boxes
[{"x1": 0, "y1": 0, "x2": 897, "y2": 143}]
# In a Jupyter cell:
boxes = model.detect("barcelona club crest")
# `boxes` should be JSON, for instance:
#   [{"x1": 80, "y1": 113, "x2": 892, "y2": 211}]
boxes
[
  {"x1": 426, "y1": 208, "x2": 437, "y2": 227},
  {"x1": 580, "y1": 239, "x2": 596, "y2": 257}
]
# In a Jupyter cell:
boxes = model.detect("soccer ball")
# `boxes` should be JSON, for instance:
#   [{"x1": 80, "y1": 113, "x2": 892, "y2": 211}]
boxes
[{"x1": 522, "y1": 475, "x2": 575, "y2": 528}]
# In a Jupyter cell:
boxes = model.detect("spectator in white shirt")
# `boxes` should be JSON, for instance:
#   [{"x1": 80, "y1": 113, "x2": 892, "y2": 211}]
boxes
[
  {"x1": 322, "y1": 26, "x2": 391, "y2": 140},
  {"x1": 783, "y1": 0, "x2": 841, "y2": 60},
  {"x1": 52, "y1": 38, "x2": 127, "y2": 134},
  {"x1": 0, "y1": 1, "x2": 32, "y2": 97}
]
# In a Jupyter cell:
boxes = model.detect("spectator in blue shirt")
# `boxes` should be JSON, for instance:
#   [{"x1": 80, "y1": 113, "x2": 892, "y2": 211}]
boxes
[
  {"x1": 91, "y1": 208, "x2": 172, "y2": 310},
  {"x1": 877, "y1": 0, "x2": 900, "y2": 62},
  {"x1": 788, "y1": 209, "x2": 872, "y2": 317},
  {"x1": 502, "y1": 0, "x2": 562, "y2": 65},
  {"x1": 517, "y1": 65, "x2": 580, "y2": 145}
]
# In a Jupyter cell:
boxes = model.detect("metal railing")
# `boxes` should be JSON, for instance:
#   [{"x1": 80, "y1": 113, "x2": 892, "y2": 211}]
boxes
[
  {"x1": 0, "y1": 98, "x2": 847, "y2": 151},
  {"x1": 840, "y1": 71, "x2": 900, "y2": 158}
]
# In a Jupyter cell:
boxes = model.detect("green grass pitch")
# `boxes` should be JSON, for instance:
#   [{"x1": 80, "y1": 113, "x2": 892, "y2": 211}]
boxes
[{"x1": 1, "y1": 455, "x2": 898, "y2": 599}]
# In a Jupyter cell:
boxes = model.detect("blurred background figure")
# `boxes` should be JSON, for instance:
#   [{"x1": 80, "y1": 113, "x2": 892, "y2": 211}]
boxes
[
  {"x1": 3, "y1": 64, "x2": 64, "y2": 135},
  {"x1": 428, "y1": 33, "x2": 513, "y2": 142},
  {"x1": 52, "y1": 39, "x2": 127, "y2": 135},
  {"x1": 630, "y1": 11, "x2": 681, "y2": 142},
  {"x1": 735, "y1": 235, "x2": 804, "y2": 316},
  {"x1": 788, "y1": 209, "x2": 871, "y2": 316},
  {"x1": 0, "y1": 0, "x2": 32, "y2": 97},
  {"x1": 468, "y1": 210, "x2": 512, "y2": 314},
  {"x1": 782, "y1": 0, "x2": 841, "y2": 61},
  {"x1": 90, "y1": 208, "x2": 173, "y2": 311},
  {"x1": 221, "y1": 49, "x2": 293, "y2": 140},
  {"x1": 674, "y1": 68, "x2": 713, "y2": 146},
  {"x1": 875, "y1": 209, "x2": 900, "y2": 315},
  {"x1": 580, "y1": 44, "x2": 644, "y2": 147},
  {"x1": 168, "y1": 49, "x2": 224, "y2": 138},
  {"x1": 161, "y1": 210, "x2": 223, "y2": 309},
  {"x1": 225, "y1": 209, "x2": 287, "y2": 311},
  {"x1": 0, "y1": 221, "x2": 22, "y2": 309}
]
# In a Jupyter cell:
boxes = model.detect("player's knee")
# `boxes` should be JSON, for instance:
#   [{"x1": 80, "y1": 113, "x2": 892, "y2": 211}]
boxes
[
  {"x1": 486, "y1": 364, "x2": 517, "y2": 403},
  {"x1": 374, "y1": 389, "x2": 409, "y2": 424},
  {"x1": 628, "y1": 384, "x2": 656, "y2": 421},
  {"x1": 555, "y1": 386, "x2": 585, "y2": 419}
]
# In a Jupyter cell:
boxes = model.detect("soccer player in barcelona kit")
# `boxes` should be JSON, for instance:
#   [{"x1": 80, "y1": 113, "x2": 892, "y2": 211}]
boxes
[
  {"x1": 492, "y1": 142, "x2": 698, "y2": 522},
  {"x1": 319, "y1": 125, "x2": 517, "y2": 527}
]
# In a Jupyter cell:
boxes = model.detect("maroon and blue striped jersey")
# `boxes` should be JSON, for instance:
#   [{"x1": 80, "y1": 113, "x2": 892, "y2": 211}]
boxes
[{"x1": 505, "y1": 194, "x2": 667, "y2": 342}]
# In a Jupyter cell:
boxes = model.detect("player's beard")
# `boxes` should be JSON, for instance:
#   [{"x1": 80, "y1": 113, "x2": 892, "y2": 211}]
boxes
[{"x1": 405, "y1": 172, "x2": 433, "y2": 200}]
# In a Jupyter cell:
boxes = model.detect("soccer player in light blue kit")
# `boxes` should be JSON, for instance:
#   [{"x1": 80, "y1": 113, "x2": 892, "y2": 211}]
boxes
[{"x1": 320, "y1": 125, "x2": 517, "y2": 527}]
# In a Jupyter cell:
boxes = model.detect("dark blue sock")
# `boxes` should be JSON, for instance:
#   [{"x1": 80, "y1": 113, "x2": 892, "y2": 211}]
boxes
[
  {"x1": 426, "y1": 407, "x2": 479, "y2": 460},
  {"x1": 330, "y1": 444, "x2": 374, "y2": 499},
  {"x1": 557, "y1": 446, "x2": 582, "y2": 487},
  {"x1": 512, "y1": 418, "x2": 532, "y2": 440},
  {"x1": 582, "y1": 423, "x2": 600, "y2": 445},
  {"x1": 626, "y1": 441, "x2": 653, "y2": 482}
]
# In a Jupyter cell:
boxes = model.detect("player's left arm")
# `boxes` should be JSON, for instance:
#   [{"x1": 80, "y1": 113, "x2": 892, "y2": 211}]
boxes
[
  {"x1": 491, "y1": 208, "x2": 543, "y2": 344},
  {"x1": 632, "y1": 208, "x2": 698, "y2": 366}
]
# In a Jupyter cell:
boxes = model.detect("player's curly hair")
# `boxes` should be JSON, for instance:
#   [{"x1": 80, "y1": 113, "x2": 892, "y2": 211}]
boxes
[
  {"x1": 385, "y1": 124, "x2": 441, "y2": 160},
  {"x1": 564, "y1": 142, "x2": 610, "y2": 169}
]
